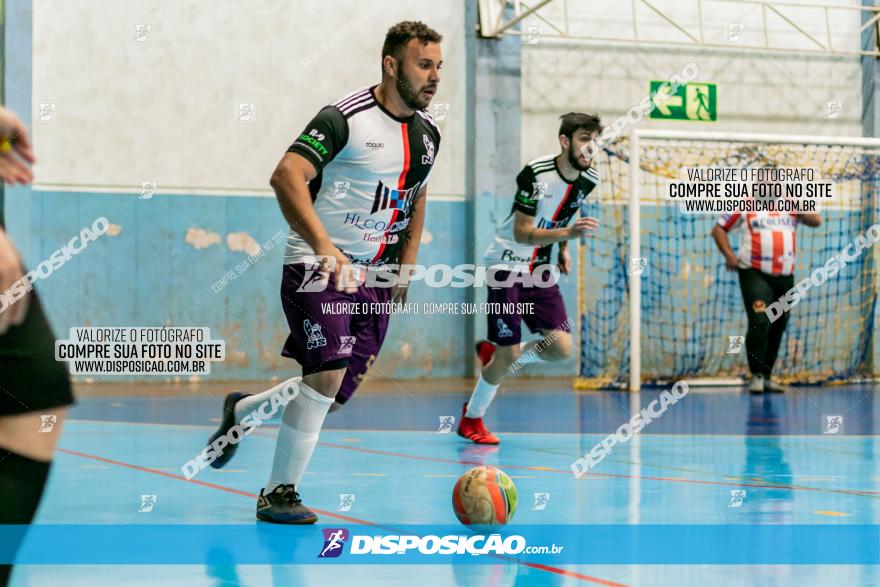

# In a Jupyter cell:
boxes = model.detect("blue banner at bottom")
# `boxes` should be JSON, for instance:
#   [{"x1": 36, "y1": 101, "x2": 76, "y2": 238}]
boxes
[{"x1": 1, "y1": 524, "x2": 877, "y2": 565}]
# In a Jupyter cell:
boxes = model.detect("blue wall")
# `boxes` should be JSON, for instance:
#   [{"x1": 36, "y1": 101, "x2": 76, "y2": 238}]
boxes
[{"x1": 6, "y1": 188, "x2": 471, "y2": 380}]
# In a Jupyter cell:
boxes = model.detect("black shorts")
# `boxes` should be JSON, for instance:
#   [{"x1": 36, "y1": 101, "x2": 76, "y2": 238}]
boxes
[{"x1": 0, "y1": 294, "x2": 74, "y2": 416}]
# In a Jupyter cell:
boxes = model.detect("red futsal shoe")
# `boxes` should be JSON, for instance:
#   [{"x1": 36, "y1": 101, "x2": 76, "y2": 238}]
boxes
[
  {"x1": 456, "y1": 402, "x2": 500, "y2": 445},
  {"x1": 475, "y1": 340, "x2": 496, "y2": 367}
]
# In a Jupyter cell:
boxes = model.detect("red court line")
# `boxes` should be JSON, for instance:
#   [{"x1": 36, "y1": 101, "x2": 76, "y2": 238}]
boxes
[
  {"x1": 57, "y1": 448, "x2": 370, "y2": 524},
  {"x1": 317, "y1": 441, "x2": 880, "y2": 498},
  {"x1": 56, "y1": 447, "x2": 628, "y2": 587}
]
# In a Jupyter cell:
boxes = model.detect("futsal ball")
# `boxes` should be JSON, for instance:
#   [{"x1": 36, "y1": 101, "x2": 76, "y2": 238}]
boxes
[{"x1": 452, "y1": 466, "x2": 517, "y2": 527}]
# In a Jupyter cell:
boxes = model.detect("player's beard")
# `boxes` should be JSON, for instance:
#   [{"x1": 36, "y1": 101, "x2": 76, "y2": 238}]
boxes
[
  {"x1": 396, "y1": 68, "x2": 434, "y2": 111},
  {"x1": 568, "y1": 144, "x2": 592, "y2": 171}
]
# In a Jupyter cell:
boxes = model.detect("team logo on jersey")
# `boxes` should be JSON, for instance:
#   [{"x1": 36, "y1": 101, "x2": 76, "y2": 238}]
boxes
[
  {"x1": 363, "y1": 232, "x2": 399, "y2": 245},
  {"x1": 371, "y1": 180, "x2": 421, "y2": 214},
  {"x1": 304, "y1": 320, "x2": 327, "y2": 349},
  {"x1": 421, "y1": 135, "x2": 435, "y2": 165},
  {"x1": 749, "y1": 216, "x2": 796, "y2": 230},
  {"x1": 496, "y1": 319, "x2": 514, "y2": 338},
  {"x1": 296, "y1": 128, "x2": 329, "y2": 157},
  {"x1": 531, "y1": 182, "x2": 548, "y2": 200}
]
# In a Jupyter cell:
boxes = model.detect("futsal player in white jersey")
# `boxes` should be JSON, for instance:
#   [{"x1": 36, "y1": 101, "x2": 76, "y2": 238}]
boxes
[
  {"x1": 459, "y1": 113, "x2": 602, "y2": 444},
  {"x1": 712, "y1": 205, "x2": 821, "y2": 393},
  {"x1": 204, "y1": 21, "x2": 443, "y2": 523}
]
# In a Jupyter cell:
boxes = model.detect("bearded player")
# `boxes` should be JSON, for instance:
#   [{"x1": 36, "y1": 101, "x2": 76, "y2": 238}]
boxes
[
  {"x1": 204, "y1": 21, "x2": 442, "y2": 523},
  {"x1": 458, "y1": 113, "x2": 601, "y2": 444}
]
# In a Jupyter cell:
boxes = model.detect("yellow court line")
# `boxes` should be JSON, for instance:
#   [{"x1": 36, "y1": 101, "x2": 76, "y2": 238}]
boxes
[{"x1": 813, "y1": 510, "x2": 851, "y2": 517}]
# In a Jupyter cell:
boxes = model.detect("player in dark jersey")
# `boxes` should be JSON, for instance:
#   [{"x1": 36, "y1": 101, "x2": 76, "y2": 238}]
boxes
[
  {"x1": 0, "y1": 106, "x2": 75, "y2": 587},
  {"x1": 458, "y1": 113, "x2": 601, "y2": 444},
  {"x1": 204, "y1": 21, "x2": 443, "y2": 523}
]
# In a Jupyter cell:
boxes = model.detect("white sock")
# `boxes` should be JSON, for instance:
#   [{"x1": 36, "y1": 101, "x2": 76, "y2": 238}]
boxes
[
  {"x1": 516, "y1": 340, "x2": 546, "y2": 365},
  {"x1": 465, "y1": 374, "x2": 498, "y2": 418},
  {"x1": 265, "y1": 382, "x2": 333, "y2": 491},
  {"x1": 234, "y1": 377, "x2": 301, "y2": 423}
]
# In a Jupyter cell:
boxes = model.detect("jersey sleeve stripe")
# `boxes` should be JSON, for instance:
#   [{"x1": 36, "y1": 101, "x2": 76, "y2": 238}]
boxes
[
  {"x1": 529, "y1": 162, "x2": 555, "y2": 174},
  {"x1": 341, "y1": 102, "x2": 376, "y2": 120},
  {"x1": 333, "y1": 88, "x2": 371, "y2": 109},
  {"x1": 338, "y1": 95, "x2": 375, "y2": 115}
]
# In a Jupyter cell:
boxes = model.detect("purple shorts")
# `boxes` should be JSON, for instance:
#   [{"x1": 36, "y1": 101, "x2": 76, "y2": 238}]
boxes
[
  {"x1": 486, "y1": 271, "x2": 570, "y2": 345},
  {"x1": 280, "y1": 263, "x2": 391, "y2": 404}
]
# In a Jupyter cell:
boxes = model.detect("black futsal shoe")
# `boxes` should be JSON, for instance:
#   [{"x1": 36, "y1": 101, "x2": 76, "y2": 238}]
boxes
[
  {"x1": 206, "y1": 391, "x2": 251, "y2": 469},
  {"x1": 256, "y1": 484, "x2": 319, "y2": 524}
]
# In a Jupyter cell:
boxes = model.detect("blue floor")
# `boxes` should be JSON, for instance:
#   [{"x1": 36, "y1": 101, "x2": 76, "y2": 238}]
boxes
[{"x1": 10, "y1": 384, "x2": 880, "y2": 586}]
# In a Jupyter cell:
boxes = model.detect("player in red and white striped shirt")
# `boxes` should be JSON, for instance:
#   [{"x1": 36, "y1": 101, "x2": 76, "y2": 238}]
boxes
[{"x1": 712, "y1": 209, "x2": 821, "y2": 393}]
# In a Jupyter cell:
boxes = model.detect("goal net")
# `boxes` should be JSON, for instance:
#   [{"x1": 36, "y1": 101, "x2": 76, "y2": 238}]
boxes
[{"x1": 576, "y1": 130, "x2": 880, "y2": 390}]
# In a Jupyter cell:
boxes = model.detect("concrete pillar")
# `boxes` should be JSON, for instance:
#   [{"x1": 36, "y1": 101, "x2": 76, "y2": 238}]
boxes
[
  {"x1": 860, "y1": 1, "x2": 877, "y2": 379},
  {"x1": 2, "y1": 0, "x2": 33, "y2": 245},
  {"x1": 464, "y1": 3, "x2": 522, "y2": 375}
]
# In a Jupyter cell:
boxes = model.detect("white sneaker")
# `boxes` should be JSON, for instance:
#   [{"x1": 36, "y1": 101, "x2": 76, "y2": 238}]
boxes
[
  {"x1": 764, "y1": 378, "x2": 789, "y2": 393},
  {"x1": 748, "y1": 375, "x2": 764, "y2": 394}
]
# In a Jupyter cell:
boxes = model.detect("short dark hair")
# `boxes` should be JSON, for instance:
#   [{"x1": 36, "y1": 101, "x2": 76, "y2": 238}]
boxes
[
  {"x1": 558, "y1": 112, "x2": 602, "y2": 139},
  {"x1": 382, "y1": 21, "x2": 442, "y2": 70}
]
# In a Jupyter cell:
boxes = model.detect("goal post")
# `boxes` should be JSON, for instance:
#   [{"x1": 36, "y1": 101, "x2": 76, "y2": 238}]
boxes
[{"x1": 577, "y1": 129, "x2": 880, "y2": 391}]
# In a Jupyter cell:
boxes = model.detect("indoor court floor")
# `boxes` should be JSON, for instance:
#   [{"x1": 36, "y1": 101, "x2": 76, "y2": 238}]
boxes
[{"x1": 8, "y1": 381, "x2": 879, "y2": 586}]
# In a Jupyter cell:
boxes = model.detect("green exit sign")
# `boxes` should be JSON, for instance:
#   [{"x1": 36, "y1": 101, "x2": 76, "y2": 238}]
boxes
[{"x1": 649, "y1": 81, "x2": 717, "y2": 121}]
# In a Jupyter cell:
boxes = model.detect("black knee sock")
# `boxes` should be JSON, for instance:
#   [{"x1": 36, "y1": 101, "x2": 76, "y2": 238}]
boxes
[{"x1": 0, "y1": 449, "x2": 52, "y2": 587}]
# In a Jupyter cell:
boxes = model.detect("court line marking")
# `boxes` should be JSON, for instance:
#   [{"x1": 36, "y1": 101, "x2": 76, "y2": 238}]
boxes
[
  {"x1": 65, "y1": 418, "x2": 880, "y2": 438},
  {"x1": 54, "y1": 447, "x2": 629, "y2": 587},
  {"x1": 315, "y1": 442, "x2": 880, "y2": 499},
  {"x1": 61, "y1": 420, "x2": 880, "y2": 498}
]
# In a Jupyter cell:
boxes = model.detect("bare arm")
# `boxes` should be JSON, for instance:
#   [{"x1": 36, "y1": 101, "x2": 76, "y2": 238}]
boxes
[
  {"x1": 513, "y1": 212, "x2": 597, "y2": 245},
  {"x1": 798, "y1": 212, "x2": 821, "y2": 227},
  {"x1": 0, "y1": 106, "x2": 35, "y2": 184},
  {"x1": 711, "y1": 225, "x2": 739, "y2": 271},
  {"x1": 0, "y1": 107, "x2": 33, "y2": 331},
  {"x1": 391, "y1": 186, "x2": 428, "y2": 303},
  {"x1": 270, "y1": 152, "x2": 331, "y2": 252},
  {"x1": 270, "y1": 152, "x2": 354, "y2": 291},
  {"x1": 398, "y1": 186, "x2": 427, "y2": 266}
]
